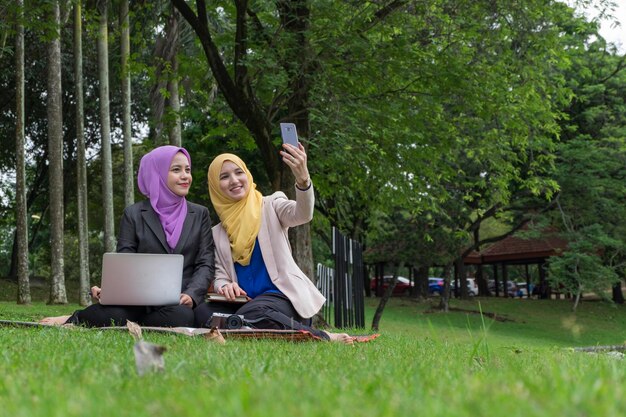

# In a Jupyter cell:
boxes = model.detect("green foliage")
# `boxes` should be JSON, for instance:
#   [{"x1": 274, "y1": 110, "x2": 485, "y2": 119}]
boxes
[
  {"x1": 306, "y1": 0, "x2": 578, "y2": 257},
  {"x1": 543, "y1": 27, "x2": 626, "y2": 293},
  {"x1": 549, "y1": 230, "x2": 620, "y2": 298}
]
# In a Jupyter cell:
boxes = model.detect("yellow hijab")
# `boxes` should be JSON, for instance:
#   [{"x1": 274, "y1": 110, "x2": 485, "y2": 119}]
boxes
[{"x1": 208, "y1": 154, "x2": 263, "y2": 266}]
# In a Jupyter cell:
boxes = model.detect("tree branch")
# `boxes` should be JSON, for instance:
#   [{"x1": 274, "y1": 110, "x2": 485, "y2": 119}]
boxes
[
  {"x1": 360, "y1": 0, "x2": 408, "y2": 33},
  {"x1": 172, "y1": 0, "x2": 281, "y2": 187},
  {"x1": 171, "y1": 0, "x2": 240, "y2": 113},
  {"x1": 598, "y1": 54, "x2": 626, "y2": 84}
]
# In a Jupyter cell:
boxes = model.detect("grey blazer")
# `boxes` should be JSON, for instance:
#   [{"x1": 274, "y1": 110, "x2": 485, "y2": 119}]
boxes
[{"x1": 116, "y1": 199, "x2": 215, "y2": 306}]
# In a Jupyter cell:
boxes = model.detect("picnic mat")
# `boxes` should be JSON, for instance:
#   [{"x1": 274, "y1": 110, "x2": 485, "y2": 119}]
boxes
[{"x1": 0, "y1": 320, "x2": 379, "y2": 343}]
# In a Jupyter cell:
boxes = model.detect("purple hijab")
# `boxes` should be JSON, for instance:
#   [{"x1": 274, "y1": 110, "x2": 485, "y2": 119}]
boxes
[{"x1": 137, "y1": 146, "x2": 191, "y2": 250}]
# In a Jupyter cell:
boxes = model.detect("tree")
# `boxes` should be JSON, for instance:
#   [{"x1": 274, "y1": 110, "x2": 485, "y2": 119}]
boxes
[
  {"x1": 171, "y1": 0, "x2": 318, "y2": 279},
  {"x1": 150, "y1": 3, "x2": 183, "y2": 146},
  {"x1": 74, "y1": 0, "x2": 90, "y2": 306},
  {"x1": 543, "y1": 18, "x2": 626, "y2": 308},
  {"x1": 169, "y1": 1, "x2": 590, "y2": 289},
  {"x1": 15, "y1": 0, "x2": 30, "y2": 304},
  {"x1": 165, "y1": 7, "x2": 182, "y2": 146},
  {"x1": 97, "y1": 0, "x2": 115, "y2": 253},
  {"x1": 547, "y1": 136, "x2": 626, "y2": 310},
  {"x1": 306, "y1": 0, "x2": 572, "y2": 254},
  {"x1": 47, "y1": 0, "x2": 67, "y2": 304},
  {"x1": 120, "y1": 0, "x2": 134, "y2": 208}
]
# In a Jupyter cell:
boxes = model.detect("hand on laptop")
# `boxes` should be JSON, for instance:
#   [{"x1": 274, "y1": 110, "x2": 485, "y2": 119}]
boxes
[
  {"x1": 179, "y1": 293, "x2": 193, "y2": 308},
  {"x1": 217, "y1": 282, "x2": 248, "y2": 301},
  {"x1": 90, "y1": 286, "x2": 101, "y2": 301}
]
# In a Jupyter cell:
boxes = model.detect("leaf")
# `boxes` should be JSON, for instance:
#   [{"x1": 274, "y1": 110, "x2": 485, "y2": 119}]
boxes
[
  {"x1": 126, "y1": 320, "x2": 142, "y2": 341},
  {"x1": 202, "y1": 327, "x2": 225, "y2": 345}
]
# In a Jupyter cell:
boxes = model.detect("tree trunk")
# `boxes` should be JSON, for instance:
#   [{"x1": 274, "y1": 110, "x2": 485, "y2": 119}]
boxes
[
  {"x1": 279, "y1": 0, "x2": 315, "y2": 281},
  {"x1": 476, "y1": 264, "x2": 489, "y2": 296},
  {"x1": 150, "y1": 4, "x2": 181, "y2": 145},
  {"x1": 167, "y1": 7, "x2": 182, "y2": 147},
  {"x1": 47, "y1": 0, "x2": 67, "y2": 304},
  {"x1": 612, "y1": 282, "x2": 624, "y2": 304},
  {"x1": 8, "y1": 161, "x2": 49, "y2": 282},
  {"x1": 120, "y1": 0, "x2": 135, "y2": 208},
  {"x1": 503, "y1": 263, "x2": 509, "y2": 298},
  {"x1": 456, "y1": 258, "x2": 469, "y2": 299},
  {"x1": 75, "y1": 0, "x2": 91, "y2": 306},
  {"x1": 363, "y1": 264, "x2": 372, "y2": 298},
  {"x1": 371, "y1": 265, "x2": 401, "y2": 331},
  {"x1": 15, "y1": 0, "x2": 31, "y2": 304},
  {"x1": 168, "y1": 72, "x2": 182, "y2": 146},
  {"x1": 438, "y1": 264, "x2": 453, "y2": 312},
  {"x1": 572, "y1": 284, "x2": 583, "y2": 312},
  {"x1": 98, "y1": 0, "x2": 116, "y2": 252},
  {"x1": 413, "y1": 265, "x2": 429, "y2": 299}
]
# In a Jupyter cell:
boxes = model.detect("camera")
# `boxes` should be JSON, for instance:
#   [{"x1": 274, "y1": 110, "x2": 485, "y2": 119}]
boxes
[{"x1": 209, "y1": 312, "x2": 245, "y2": 329}]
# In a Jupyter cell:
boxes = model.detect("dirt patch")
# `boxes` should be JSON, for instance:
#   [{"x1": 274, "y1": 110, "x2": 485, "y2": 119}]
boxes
[{"x1": 423, "y1": 306, "x2": 519, "y2": 323}]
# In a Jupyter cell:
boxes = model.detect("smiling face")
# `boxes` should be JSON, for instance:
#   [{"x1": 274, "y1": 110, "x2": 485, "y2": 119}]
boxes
[
  {"x1": 219, "y1": 160, "x2": 249, "y2": 201},
  {"x1": 167, "y1": 152, "x2": 192, "y2": 197}
]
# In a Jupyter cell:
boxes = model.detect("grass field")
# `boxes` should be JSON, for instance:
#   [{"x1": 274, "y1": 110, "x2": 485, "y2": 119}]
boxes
[{"x1": 1, "y1": 292, "x2": 626, "y2": 417}]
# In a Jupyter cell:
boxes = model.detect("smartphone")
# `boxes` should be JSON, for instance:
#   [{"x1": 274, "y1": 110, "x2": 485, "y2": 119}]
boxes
[{"x1": 280, "y1": 123, "x2": 299, "y2": 147}]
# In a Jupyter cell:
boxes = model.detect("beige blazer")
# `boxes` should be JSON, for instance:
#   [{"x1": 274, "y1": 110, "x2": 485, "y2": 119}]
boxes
[{"x1": 212, "y1": 184, "x2": 326, "y2": 318}]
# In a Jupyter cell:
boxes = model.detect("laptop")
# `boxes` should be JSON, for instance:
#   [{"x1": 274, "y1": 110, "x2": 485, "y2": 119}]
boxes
[{"x1": 99, "y1": 253, "x2": 184, "y2": 306}]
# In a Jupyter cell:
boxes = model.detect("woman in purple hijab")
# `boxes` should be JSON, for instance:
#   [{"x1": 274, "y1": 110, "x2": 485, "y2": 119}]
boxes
[{"x1": 41, "y1": 146, "x2": 214, "y2": 327}]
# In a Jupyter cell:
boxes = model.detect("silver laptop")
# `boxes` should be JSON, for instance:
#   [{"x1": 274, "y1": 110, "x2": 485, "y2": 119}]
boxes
[{"x1": 99, "y1": 253, "x2": 184, "y2": 306}]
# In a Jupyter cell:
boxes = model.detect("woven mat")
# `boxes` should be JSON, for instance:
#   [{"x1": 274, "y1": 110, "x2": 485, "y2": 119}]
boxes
[{"x1": 0, "y1": 320, "x2": 379, "y2": 343}]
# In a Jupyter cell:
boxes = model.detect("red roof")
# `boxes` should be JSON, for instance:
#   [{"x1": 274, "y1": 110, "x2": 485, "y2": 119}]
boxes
[{"x1": 464, "y1": 233, "x2": 568, "y2": 264}]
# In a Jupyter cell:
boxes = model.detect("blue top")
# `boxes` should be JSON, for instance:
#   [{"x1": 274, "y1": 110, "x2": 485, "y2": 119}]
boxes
[{"x1": 235, "y1": 239, "x2": 282, "y2": 299}]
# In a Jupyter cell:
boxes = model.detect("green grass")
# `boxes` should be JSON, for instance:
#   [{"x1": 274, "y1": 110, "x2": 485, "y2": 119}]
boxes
[{"x1": 1, "y1": 296, "x2": 626, "y2": 417}]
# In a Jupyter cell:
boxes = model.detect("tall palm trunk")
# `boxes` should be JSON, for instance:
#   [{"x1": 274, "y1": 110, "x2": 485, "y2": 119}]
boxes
[
  {"x1": 47, "y1": 0, "x2": 67, "y2": 304},
  {"x1": 75, "y1": 0, "x2": 91, "y2": 306},
  {"x1": 120, "y1": 0, "x2": 134, "y2": 207},
  {"x1": 15, "y1": 0, "x2": 31, "y2": 304},
  {"x1": 98, "y1": 0, "x2": 116, "y2": 252}
]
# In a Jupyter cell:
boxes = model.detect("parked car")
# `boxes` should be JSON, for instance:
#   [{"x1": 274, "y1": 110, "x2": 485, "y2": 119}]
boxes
[
  {"x1": 370, "y1": 275, "x2": 412, "y2": 296},
  {"x1": 488, "y1": 280, "x2": 517, "y2": 297},
  {"x1": 428, "y1": 277, "x2": 444, "y2": 295},
  {"x1": 451, "y1": 278, "x2": 478, "y2": 296},
  {"x1": 515, "y1": 282, "x2": 535, "y2": 298},
  {"x1": 467, "y1": 278, "x2": 479, "y2": 296}
]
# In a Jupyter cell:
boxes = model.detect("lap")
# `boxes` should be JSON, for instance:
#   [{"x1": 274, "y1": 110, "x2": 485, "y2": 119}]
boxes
[
  {"x1": 195, "y1": 293, "x2": 329, "y2": 340},
  {"x1": 195, "y1": 293, "x2": 310, "y2": 329},
  {"x1": 71, "y1": 303, "x2": 193, "y2": 327},
  {"x1": 235, "y1": 293, "x2": 301, "y2": 320},
  {"x1": 143, "y1": 304, "x2": 194, "y2": 327}
]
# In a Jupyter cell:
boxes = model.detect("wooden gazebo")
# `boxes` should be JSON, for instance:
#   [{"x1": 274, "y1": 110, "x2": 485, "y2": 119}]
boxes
[{"x1": 463, "y1": 231, "x2": 568, "y2": 298}]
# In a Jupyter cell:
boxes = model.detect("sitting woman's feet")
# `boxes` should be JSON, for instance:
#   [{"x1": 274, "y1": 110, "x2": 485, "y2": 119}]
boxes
[
  {"x1": 326, "y1": 332, "x2": 355, "y2": 344},
  {"x1": 38, "y1": 315, "x2": 71, "y2": 326}
]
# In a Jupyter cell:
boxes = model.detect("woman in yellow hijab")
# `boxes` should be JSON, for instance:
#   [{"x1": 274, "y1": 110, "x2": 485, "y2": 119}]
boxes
[{"x1": 195, "y1": 142, "x2": 352, "y2": 343}]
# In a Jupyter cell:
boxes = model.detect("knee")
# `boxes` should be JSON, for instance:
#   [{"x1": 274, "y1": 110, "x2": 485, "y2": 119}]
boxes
[
  {"x1": 194, "y1": 303, "x2": 211, "y2": 328},
  {"x1": 176, "y1": 305, "x2": 195, "y2": 326}
]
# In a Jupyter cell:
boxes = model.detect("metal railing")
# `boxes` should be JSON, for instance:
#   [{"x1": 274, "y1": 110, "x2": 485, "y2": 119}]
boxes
[{"x1": 316, "y1": 227, "x2": 365, "y2": 328}]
